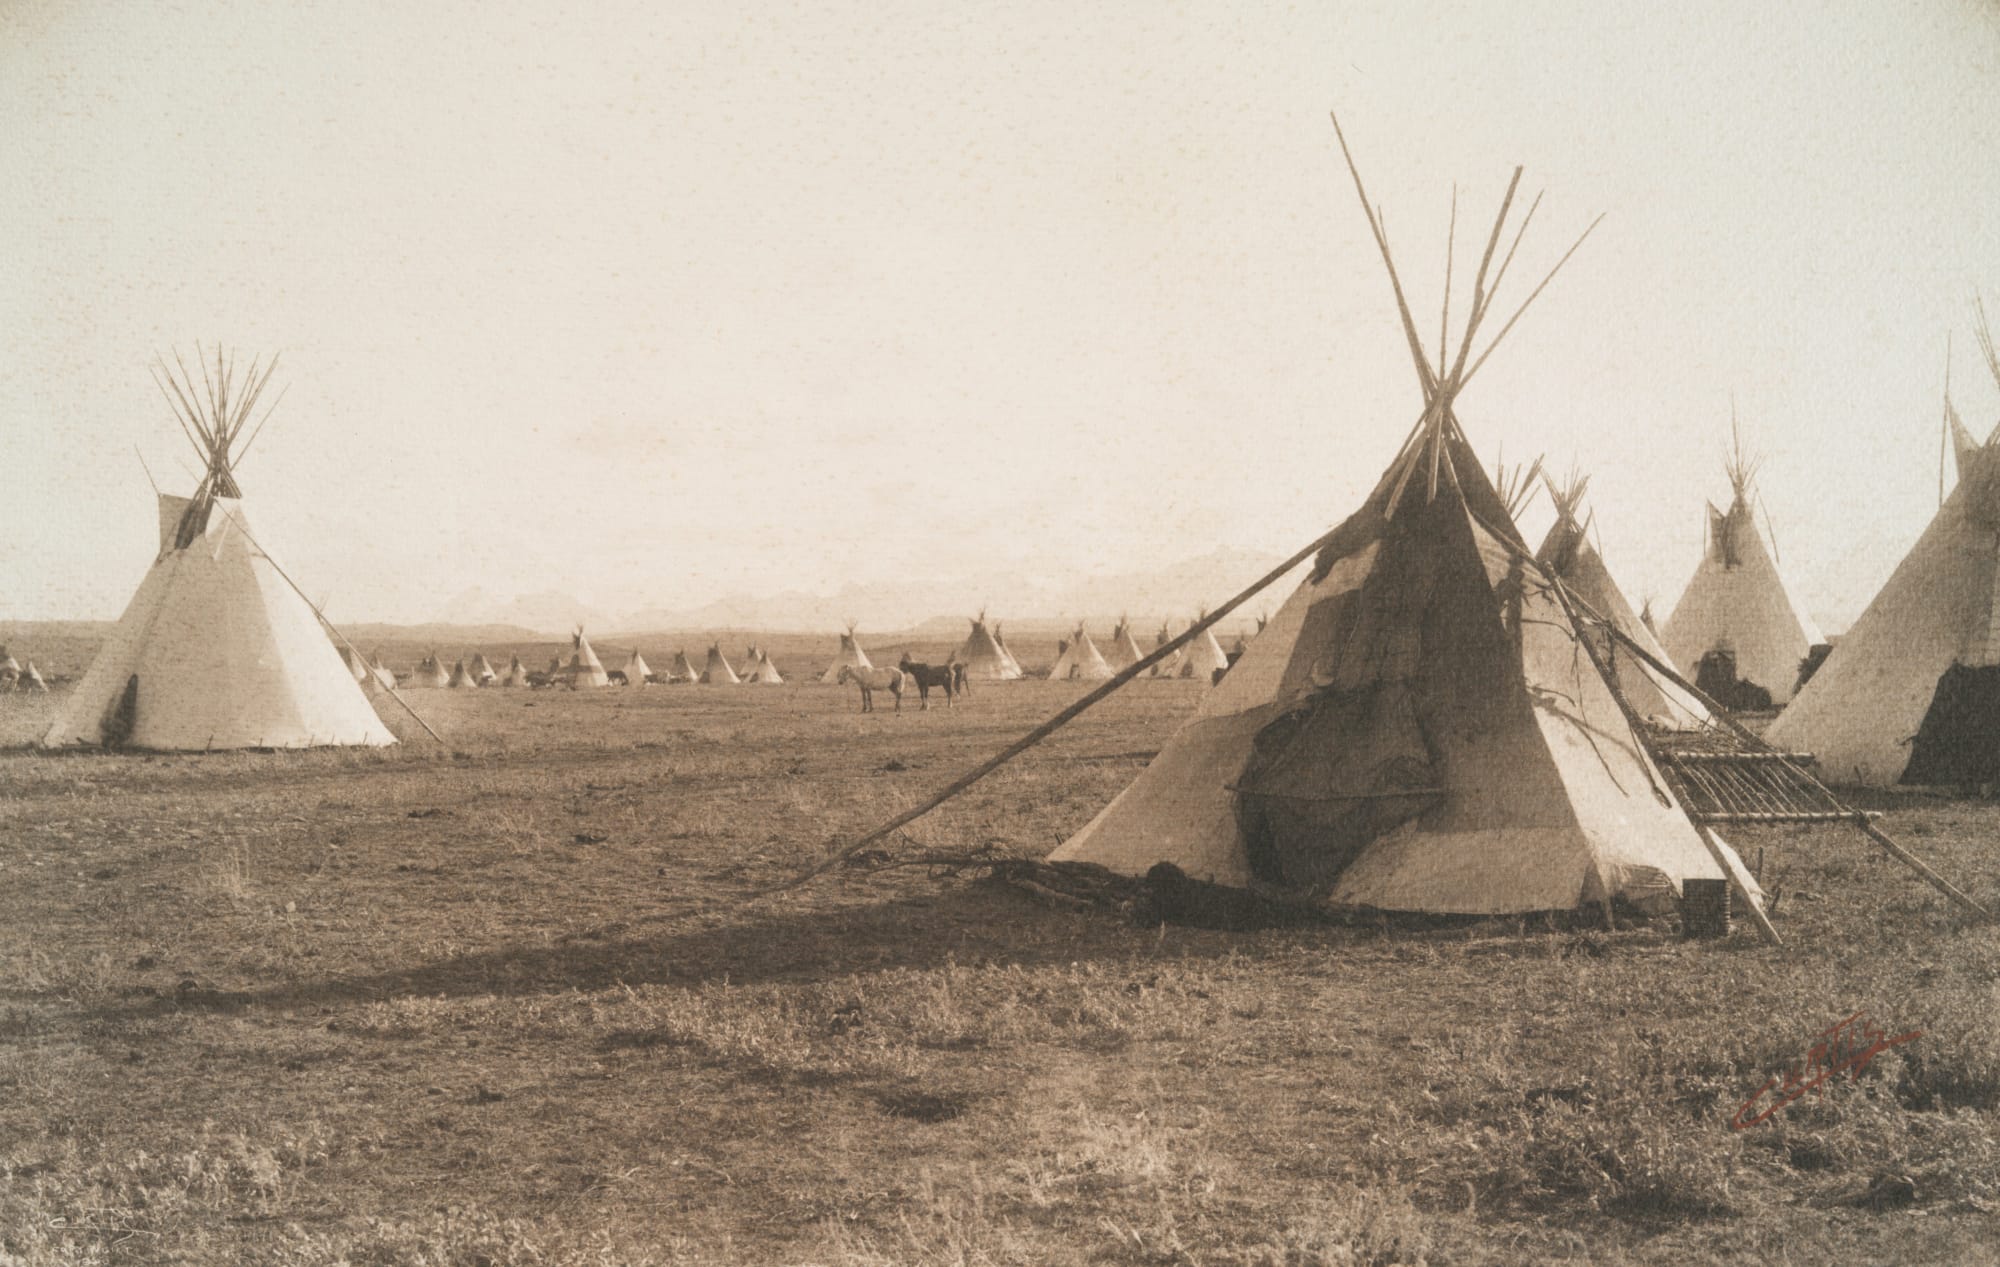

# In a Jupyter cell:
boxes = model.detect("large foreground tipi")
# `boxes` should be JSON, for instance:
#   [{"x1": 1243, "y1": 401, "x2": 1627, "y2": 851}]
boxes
[
  {"x1": 1053, "y1": 137, "x2": 1752, "y2": 915},
  {"x1": 1769, "y1": 365, "x2": 2000, "y2": 784},
  {"x1": 957, "y1": 613, "x2": 1022, "y2": 680},
  {"x1": 819, "y1": 624, "x2": 874, "y2": 683},
  {"x1": 1660, "y1": 426, "x2": 1824, "y2": 707},
  {"x1": 1536, "y1": 471, "x2": 1711, "y2": 727},
  {"x1": 44, "y1": 350, "x2": 395, "y2": 750}
]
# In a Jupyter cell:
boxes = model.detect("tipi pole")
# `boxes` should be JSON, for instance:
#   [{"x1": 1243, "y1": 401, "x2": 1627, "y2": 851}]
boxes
[
  {"x1": 764, "y1": 524, "x2": 1340, "y2": 894},
  {"x1": 211, "y1": 506, "x2": 446, "y2": 745}
]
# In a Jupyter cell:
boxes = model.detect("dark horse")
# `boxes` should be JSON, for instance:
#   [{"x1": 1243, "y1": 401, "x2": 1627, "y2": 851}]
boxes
[{"x1": 897, "y1": 654, "x2": 965, "y2": 710}]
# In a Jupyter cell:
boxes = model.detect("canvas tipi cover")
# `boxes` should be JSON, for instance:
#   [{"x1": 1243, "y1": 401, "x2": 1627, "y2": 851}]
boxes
[
  {"x1": 1147, "y1": 622, "x2": 1184, "y2": 677},
  {"x1": 1536, "y1": 473, "x2": 1711, "y2": 727},
  {"x1": 446, "y1": 658, "x2": 480, "y2": 688},
  {"x1": 469, "y1": 653, "x2": 497, "y2": 685},
  {"x1": 1048, "y1": 625, "x2": 1116, "y2": 681},
  {"x1": 667, "y1": 650, "x2": 697, "y2": 683},
  {"x1": 700, "y1": 643, "x2": 740, "y2": 684},
  {"x1": 21, "y1": 661, "x2": 49, "y2": 692},
  {"x1": 1053, "y1": 151, "x2": 1746, "y2": 915},
  {"x1": 1768, "y1": 401, "x2": 2000, "y2": 784},
  {"x1": 44, "y1": 497, "x2": 394, "y2": 749},
  {"x1": 1177, "y1": 622, "x2": 1230, "y2": 681},
  {"x1": 497, "y1": 655, "x2": 530, "y2": 687},
  {"x1": 742, "y1": 650, "x2": 784, "y2": 684},
  {"x1": 1106, "y1": 618, "x2": 1146, "y2": 670},
  {"x1": 819, "y1": 625, "x2": 874, "y2": 683},
  {"x1": 409, "y1": 654, "x2": 451, "y2": 688},
  {"x1": 621, "y1": 649, "x2": 653, "y2": 684},
  {"x1": 1661, "y1": 434, "x2": 1823, "y2": 705},
  {"x1": 958, "y1": 614, "x2": 1022, "y2": 680},
  {"x1": 565, "y1": 629, "x2": 610, "y2": 687}
]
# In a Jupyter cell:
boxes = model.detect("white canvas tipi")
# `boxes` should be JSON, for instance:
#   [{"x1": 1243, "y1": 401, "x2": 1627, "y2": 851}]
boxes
[
  {"x1": 666, "y1": 650, "x2": 697, "y2": 683},
  {"x1": 1106, "y1": 617, "x2": 1146, "y2": 671},
  {"x1": 621, "y1": 648, "x2": 653, "y2": 685},
  {"x1": 700, "y1": 643, "x2": 740, "y2": 684},
  {"x1": 565, "y1": 628, "x2": 611, "y2": 687},
  {"x1": 1176, "y1": 616, "x2": 1231, "y2": 682},
  {"x1": 957, "y1": 613, "x2": 1022, "y2": 681},
  {"x1": 496, "y1": 655, "x2": 530, "y2": 687},
  {"x1": 1053, "y1": 140, "x2": 1754, "y2": 915},
  {"x1": 1661, "y1": 425, "x2": 1824, "y2": 707},
  {"x1": 1048, "y1": 625, "x2": 1116, "y2": 681},
  {"x1": 408, "y1": 653, "x2": 451, "y2": 688},
  {"x1": 742, "y1": 649, "x2": 784, "y2": 684},
  {"x1": 21, "y1": 661, "x2": 49, "y2": 693},
  {"x1": 469, "y1": 653, "x2": 498, "y2": 685},
  {"x1": 1769, "y1": 382, "x2": 2000, "y2": 784},
  {"x1": 1536, "y1": 471, "x2": 1711, "y2": 727},
  {"x1": 43, "y1": 349, "x2": 395, "y2": 750},
  {"x1": 446, "y1": 658, "x2": 480, "y2": 689},
  {"x1": 819, "y1": 623, "x2": 874, "y2": 683}
]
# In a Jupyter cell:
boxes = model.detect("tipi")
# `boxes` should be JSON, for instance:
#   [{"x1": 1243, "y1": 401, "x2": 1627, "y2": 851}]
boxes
[
  {"x1": 1536, "y1": 470, "x2": 1711, "y2": 727},
  {"x1": 42, "y1": 349, "x2": 395, "y2": 750},
  {"x1": 741, "y1": 649, "x2": 784, "y2": 684},
  {"x1": 409, "y1": 654, "x2": 451, "y2": 688},
  {"x1": 1106, "y1": 617, "x2": 1146, "y2": 671},
  {"x1": 1053, "y1": 134, "x2": 1754, "y2": 915},
  {"x1": 446, "y1": 658, "x2": 480, "y2": 689},
  {"x1": 621, "y1": 648, "x2": 653, "y2": 685},
  {"x1": 565, "y1": 628, "x2": 610, "y2": 688},
  {"x1": 666, "y1": 650, "x2": 697, "y2": 683},
  {"x1": 339, "y1": 644, "x2": 372, "y2": 684},
  {"x1": 957, "y1": 612, "x2": 1022, "y2": 681},
  {"x1": 699, "y1": 643, "x2": 740, "y2": 685},
  {"x1": 1176, "y1": 616, "x2": 1231, "y2": 682},
  {"x1": 1147, "y1": 621, "x2": 1183, "y2": 677},
  {"x1": 1660, "y1": 424, "x2": 1825, "y2": 708},
  {"x1": 1048, "y1": 625, "x2": 1116, "y2": 681},
  {"x1": 469, "y1": 653, "x2": 498, "y2": 685},
  {"x1": 496, "y1": 655, "x2": 531, "y2": 687},
  {"x1": 994, "y1": 624, "x2": 1024, "y2": 677},
  {"x1": 819, "y1": 623, "x2": 874, "y2": 683},
  {"x1": 0, "y1": 646, "x2": 19, "y2": 687},
  {"x1": 368, "y1": 651, "x2": 397, "y2": 690},
  {"x1": 21, "y1": 661, "x2": 49, "y2": 693},
  {"x1": 1769, "y1": 367, "x2": 2000, "y2": 784}
]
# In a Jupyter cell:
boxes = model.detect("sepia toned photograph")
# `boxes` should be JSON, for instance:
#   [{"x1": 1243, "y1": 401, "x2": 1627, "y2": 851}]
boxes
[{"x1": 3, "y1": 1, "x2": 1998, "y2": 1262}]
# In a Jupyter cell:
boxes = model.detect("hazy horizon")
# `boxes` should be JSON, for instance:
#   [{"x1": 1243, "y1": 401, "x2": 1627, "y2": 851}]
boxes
[{"x1": 7, "y1": 0, "x2": 1999, "y2": 632}]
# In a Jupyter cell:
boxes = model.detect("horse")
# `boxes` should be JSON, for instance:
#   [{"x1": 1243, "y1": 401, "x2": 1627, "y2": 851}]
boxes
[
  {"x1": 837, "y1": 663, "x2": 905, "y2": 712},
  {"x1": 897, "y1": 654, "x2": 962, "y2": 710}
]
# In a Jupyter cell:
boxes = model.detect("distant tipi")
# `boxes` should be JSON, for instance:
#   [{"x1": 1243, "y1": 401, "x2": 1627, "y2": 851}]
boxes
[
  {"x1": 497, "y1": 655, "x2": 531, "y2": 687},
  {"x1": 1105, "y1": 617, "x2": 1145, "y2": 671},
  {"x1": 666, "y1": 650, "x2": 697, "y2": 683},
  {"x1": 42, "y1": 349, "x2": 395, "y2": 750},
  {"x1": 819, "y1": 623, "x2": 874, "y2": 683},
  {"x1": 699, "y1": 643, "x2": 740, "y2": 685},
  {"x1": 21, "y1": 661, "x2": 49, "y2": 693},
  {"x1": 565, "y1": 628, "x2": 610, "y2": 688},
  {"x1": 1176, "y1": 615, "x2": 1231, "y2": 682},
  {"x1": 620, "y1": 648, "x2": 653, "y2": 685},
  {"x1": 957, "y1": 612, "x2": 1022, "y2": 681},
  {"x1": 1536, "y1": 470, "x2": 1711, "y2": 727},
  {"x1": 446, "y1": 658, "x2": 480, "y2": 689},
  {"x1": 1769, "y1": 365, "x2": 2000, "y2": 784},
  {"x1": 408, "y1": 653, "x2": 451, "y2": 688},
  {"x1": 1661, "y1": 422, "x2": 1825, "y2": 707},
  {"x1": 741, "y1": 648, "x2": 784, "y2": 684},
  {"x1": 1048, "y1": 625, "x2": 1116, "y2": 681}
]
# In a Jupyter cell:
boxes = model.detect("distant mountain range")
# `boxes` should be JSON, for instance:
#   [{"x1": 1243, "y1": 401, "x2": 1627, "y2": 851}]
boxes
[{"x1": 436, "y1": 547, "x2": 1300, "y2": 638}]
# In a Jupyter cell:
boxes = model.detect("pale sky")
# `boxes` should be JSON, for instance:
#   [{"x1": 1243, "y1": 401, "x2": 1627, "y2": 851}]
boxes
[{"x1": 5, "y1": 0, "x2": 1998, "y2": 629}]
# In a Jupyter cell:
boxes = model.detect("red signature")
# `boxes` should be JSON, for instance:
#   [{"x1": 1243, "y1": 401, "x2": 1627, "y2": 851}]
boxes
[{"x1": 1731, "y1": 1012, "x2": 1922, "y2": 1129}]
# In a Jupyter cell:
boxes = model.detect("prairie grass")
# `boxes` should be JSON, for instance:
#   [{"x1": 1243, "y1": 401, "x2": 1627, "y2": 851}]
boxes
[{"x1": 0, "y1": 679, "x2": 1996, "y2": 1263}]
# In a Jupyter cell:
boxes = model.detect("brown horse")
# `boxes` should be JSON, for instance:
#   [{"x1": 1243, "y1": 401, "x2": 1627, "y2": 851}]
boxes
[{"x1": 896, "y1": 654, "x2": 963, "y2": 710}]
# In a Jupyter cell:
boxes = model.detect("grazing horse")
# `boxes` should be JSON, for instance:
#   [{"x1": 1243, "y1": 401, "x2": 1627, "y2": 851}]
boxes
[
  {"x1": 897, "y1": 654, "x2": 961, "y2": 710},
  {"x1": 837, "y1": 663, "x2": 905, "y2": 713}
]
